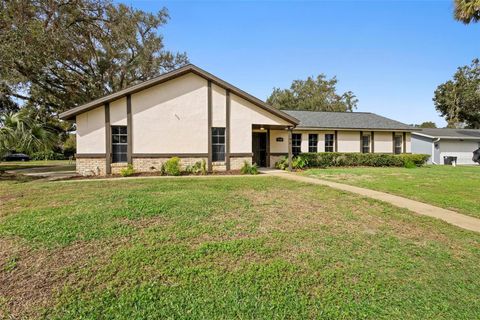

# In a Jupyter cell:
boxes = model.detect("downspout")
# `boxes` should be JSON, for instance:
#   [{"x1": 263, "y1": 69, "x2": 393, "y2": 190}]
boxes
[{"x1": 431, "y1": 138, "x2": 440, "y2": 165}]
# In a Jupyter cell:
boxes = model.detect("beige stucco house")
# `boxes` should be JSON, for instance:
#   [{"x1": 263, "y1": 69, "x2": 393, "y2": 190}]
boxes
[{"x1": 59, "y1": 64, "x2": 415, "y2": 176}]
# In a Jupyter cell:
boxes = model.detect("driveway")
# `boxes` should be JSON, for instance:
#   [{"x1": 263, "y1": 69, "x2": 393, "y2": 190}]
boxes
[{"x1": 6, "y1": 165, "x2": 78, "y2": 181}]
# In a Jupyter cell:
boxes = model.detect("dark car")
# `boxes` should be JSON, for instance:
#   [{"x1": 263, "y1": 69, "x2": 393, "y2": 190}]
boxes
[
  {"x1": 473, "y1": 148, "x2": 480, "y2": 165},
  {"x1": 4, "y1": 153, "x2": 30, "y2": 161}
]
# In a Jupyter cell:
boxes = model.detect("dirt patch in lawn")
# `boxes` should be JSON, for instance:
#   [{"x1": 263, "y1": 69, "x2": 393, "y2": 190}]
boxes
[
  {"x1": 0, "y1": 237, "x2": 129, "y2": 319},
  {"x1": 0, "y1": 172, "x2": 41, "y2": 183}
]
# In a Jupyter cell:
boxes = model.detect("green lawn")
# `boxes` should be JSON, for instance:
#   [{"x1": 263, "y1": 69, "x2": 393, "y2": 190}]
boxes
[
  {"x1": 1, "y1": 176, "x2": 480, "y2": 319},
  {"x1": 302, "y1": 166, "x2": 480, "y2": 218},
  {"x1": 0, "y1": 160, "x2": 74, "y2": 172}
]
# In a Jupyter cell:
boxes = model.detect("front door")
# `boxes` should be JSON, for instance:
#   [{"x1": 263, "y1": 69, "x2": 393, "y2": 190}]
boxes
[{"x1": 252, "y1": 132, "x2": 267, "y2": 167}]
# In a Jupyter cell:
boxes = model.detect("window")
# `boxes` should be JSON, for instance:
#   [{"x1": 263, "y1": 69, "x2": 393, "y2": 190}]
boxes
[
  {"x1": 212, "y1": 127, "x2": 225, "y2": 162},
  {"x1": 292, "y1": 133, "x2": 302, "y2": 156},
  {"x1": 308, "y1": 134, "x2": 318, "y2": 153},
  {"x1": 394, "y1": 135, "x2": 403, "y2": 154},
  {"x1": 362, "y1": 135, "x2": 371, "y2": 153},
  {"x1": 325, "y1": 134, "x2": 335, "y2": 152},
  {"x1": 112, "y1": 126, "x2": 128, "y2": 163}
]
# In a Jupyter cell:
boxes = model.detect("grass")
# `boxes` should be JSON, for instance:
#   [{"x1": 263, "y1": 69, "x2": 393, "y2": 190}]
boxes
[
  {"x1": 0, "y1": 160, "x2": 74, "y2": 172},
  {"x1": 1, "y1": 176, "x2": 480, "y2": 319},
  {"x1": 302, "y1": 165, "x2": 480, "y2": 218}
]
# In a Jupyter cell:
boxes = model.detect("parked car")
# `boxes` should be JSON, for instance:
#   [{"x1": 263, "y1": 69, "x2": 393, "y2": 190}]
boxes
[
  {"x1": 473, "y1": 148, "x2": 480, "y2": 164},
  {"x1": 4, "y1": 153, "x2": 30, "y2": 161}
]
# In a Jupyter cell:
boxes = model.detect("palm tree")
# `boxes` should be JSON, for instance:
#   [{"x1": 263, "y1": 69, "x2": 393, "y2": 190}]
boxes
[
  {"x1": 0, "y1": 109, "x2": 59, "y2": 158},
  {"x1": 454, "y1": 0, "x2": 480, "y2": 24}
]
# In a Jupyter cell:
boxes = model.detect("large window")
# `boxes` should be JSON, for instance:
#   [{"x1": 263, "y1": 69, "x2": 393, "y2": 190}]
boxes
[
  {"x1": 212, "y1": 127, "x2": 225, "y2": 162},
  {"x1": 394, "y1": 135, "x2": 403, "y2": 154},
  {"x1": 362, "y1": 135, "x2": 371, "y2": 153},
  {"x1": 308, "y1": 134, "x2": 318, "y2": 153},
  {"x1": 325, "y1": 134, "x2": 335, "y2": 152},
  {"x1": 292, "y1": 133, "x2": 302, "y2": 156},
  {"x1": 112, "y1": 126, "x2": 128, "y2": 163}
]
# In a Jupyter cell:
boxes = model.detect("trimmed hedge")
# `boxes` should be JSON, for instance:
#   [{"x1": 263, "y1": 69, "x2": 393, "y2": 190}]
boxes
[{"x1": 275, "y1": 152, "x2": 430, "y2": 169}]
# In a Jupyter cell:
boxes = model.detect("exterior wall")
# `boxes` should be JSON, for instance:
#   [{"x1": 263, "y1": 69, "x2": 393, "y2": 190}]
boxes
[
  {"x1": 230, "y1": 95, "x2": 290, "y2": 153},
  {"x1": 337, "y1": 131, "x2": 361, "y2": 153},
  {"x1": 411, "y1": 134, "x2": 433, "y2": 163},
  {"x1": 405, "y1": 132, "x2": 412, "y2": 153},
  {"x1": 373, "y1": 131, "x2": 391, "y2": 153},
  {"x1": 110, "y1": 97, "x2": 127, "y2": 126},
  {"x1": 286, "y1": 130, "x2": 412, "y2": 154},
  {"x1": 76, "y1": 106, "x2": 106, "y2": 154},
  {"x1": 74, "y1": 72, "x2": 294, "y2": 175},
  {"x1": 132, "y1": 73, "x2": 208, "y2": 154},
  {"x1": 211, "y1": 84, "x2": 226, "y2": 127},
  {"x1": 76, "y1": 158, "x2": 106, "y2": 176},
  {"x1": 434, "y1": 141, "x2": 441, "y2": 164},
  {"x1": 317, "y1": 131, "x2": 335, "y2": 152},
  {"x1": 270, "y1": 130, "x2": 288, "y2": 154},
  {"x1": 287, "y1": 130, "x2": 336, "y2": 153},
  {"x1": 439, "y1": 140, "x2": 480, "y2": 165}
]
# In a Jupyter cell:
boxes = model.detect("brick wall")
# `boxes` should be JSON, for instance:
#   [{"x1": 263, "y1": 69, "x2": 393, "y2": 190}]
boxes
[
  {"x1": 269, "y1": 155, "x2": 286, "y2": 168},
  {"x1": 230, "y1": 156, "x2": 252, "y2": 170},
  {"x1": 76, "y1": 156, "x2": 253, "y2": 175},
  {"x1": 132, "y1": 157, "x2": 208, "y2": 173},
  {"x1": 111, "y1": 163, "x2": 128, "y2": 175},
  {"x1": 76, "y1": 158, "x2": 106, "y2": 176}
]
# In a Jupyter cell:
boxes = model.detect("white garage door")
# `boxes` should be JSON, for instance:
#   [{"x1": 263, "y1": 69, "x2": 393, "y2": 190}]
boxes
[{"x1": 440, "y1": 140, "x2": 480, "y2": 165}]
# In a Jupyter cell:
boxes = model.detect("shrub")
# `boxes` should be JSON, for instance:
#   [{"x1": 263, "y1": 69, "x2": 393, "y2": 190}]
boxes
[
  {"x1": 403, "y1": 159, "x2": 416, "y2": 169},
  {"x1": 185, "y1": 161, "x2": 204, "y2": 175},
  {"x1": 200, "y1": 159, "x2": 207, "y2": 175},
  {"x1": 240, "y1": 161, "x2": 259, "y2": 175},
  {"x1": 164, "y1": 157, "x2": 181, "y2": 176},
  {"x1": 292, "y1": 156, "x2": 308, "y2": 169},
  {"x1": 275, "y1": 156, "x2": 289, "y2": 170},
  {"x1": 31, "y1": 151, "x2": 65, "y2": 160},
  {"x1": 120, "y1": 164, "x2": 135, "y2": 177},
  {"x1": 276, "y1": 153, "x2": 429, "y2": 170}
]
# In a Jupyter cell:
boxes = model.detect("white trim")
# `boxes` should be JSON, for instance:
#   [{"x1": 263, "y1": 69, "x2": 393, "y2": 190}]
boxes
[
  {"x1": 413, "y1": 132, "x2": 480, "y2": 140},
  {"x1": 412, "y1": 132, "x2": 435, "y2": 139}
]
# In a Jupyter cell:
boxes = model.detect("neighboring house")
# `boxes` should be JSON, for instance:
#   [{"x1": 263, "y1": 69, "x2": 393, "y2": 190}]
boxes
[
  {"x1": 412, "y1": 128, "x2": 480, "y2": 165},
  {"x1": 59, "y1": 64, "x2": 416, "y2": 176}
]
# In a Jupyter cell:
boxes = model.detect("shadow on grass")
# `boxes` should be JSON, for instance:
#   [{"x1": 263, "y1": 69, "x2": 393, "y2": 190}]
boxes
[{"x1": 0, "y1": 171, "x2": 41, "y2": 183}]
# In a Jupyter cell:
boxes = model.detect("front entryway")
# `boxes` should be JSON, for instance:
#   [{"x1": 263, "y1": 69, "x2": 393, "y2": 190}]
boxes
[{"x1": 252, "y1": 132, "x2": 267, "y2": 167}]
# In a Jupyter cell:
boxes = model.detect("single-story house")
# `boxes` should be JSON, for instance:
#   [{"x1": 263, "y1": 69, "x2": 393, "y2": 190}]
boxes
[
  {"x1": 412, "y1": 128, "x2": 480, "y2": 165},
  {"x1": 59, "y1": 64, "x2": 416, "y2": 175}
]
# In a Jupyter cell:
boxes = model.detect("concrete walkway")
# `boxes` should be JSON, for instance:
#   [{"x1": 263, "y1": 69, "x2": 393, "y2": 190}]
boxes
[{"x1": 265, "y1": 170, "x2": 480, "y2": 233}]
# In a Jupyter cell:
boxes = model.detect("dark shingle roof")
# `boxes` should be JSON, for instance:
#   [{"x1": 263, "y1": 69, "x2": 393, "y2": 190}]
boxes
[
  {"x1": 414, "y1": 128, "x2": 480, "y2": 139},
  {"x1": 283, "y1": 110, "x2": 414, "y2": 130}
]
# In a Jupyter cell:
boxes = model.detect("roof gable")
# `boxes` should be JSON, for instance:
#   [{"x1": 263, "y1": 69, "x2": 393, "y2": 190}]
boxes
[{"x1": 59, "y1": 64, "x2": 298, "y2": 125}]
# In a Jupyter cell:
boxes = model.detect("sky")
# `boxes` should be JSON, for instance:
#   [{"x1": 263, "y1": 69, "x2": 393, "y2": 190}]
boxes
[{"x1": 121, "y1": 0, "x2": 480, "y2": 127}]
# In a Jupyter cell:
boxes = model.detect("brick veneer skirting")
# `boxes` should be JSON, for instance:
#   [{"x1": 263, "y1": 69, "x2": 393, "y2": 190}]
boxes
[
  {"x1": 76, "y1": 156, "x2": 253, "y2": 176},
  {"x1": 76, "y1": 158, "x2": 107, "y2": 176},
  {"x1": 230, "y1": 156, "x2": 252, "y2": 170},
  {"x1": 132, "y1": 157, "x2": 208, "y2": 173},
  {"x1": 269, "y1": 155, "x2": 286, "y2": 168}
]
